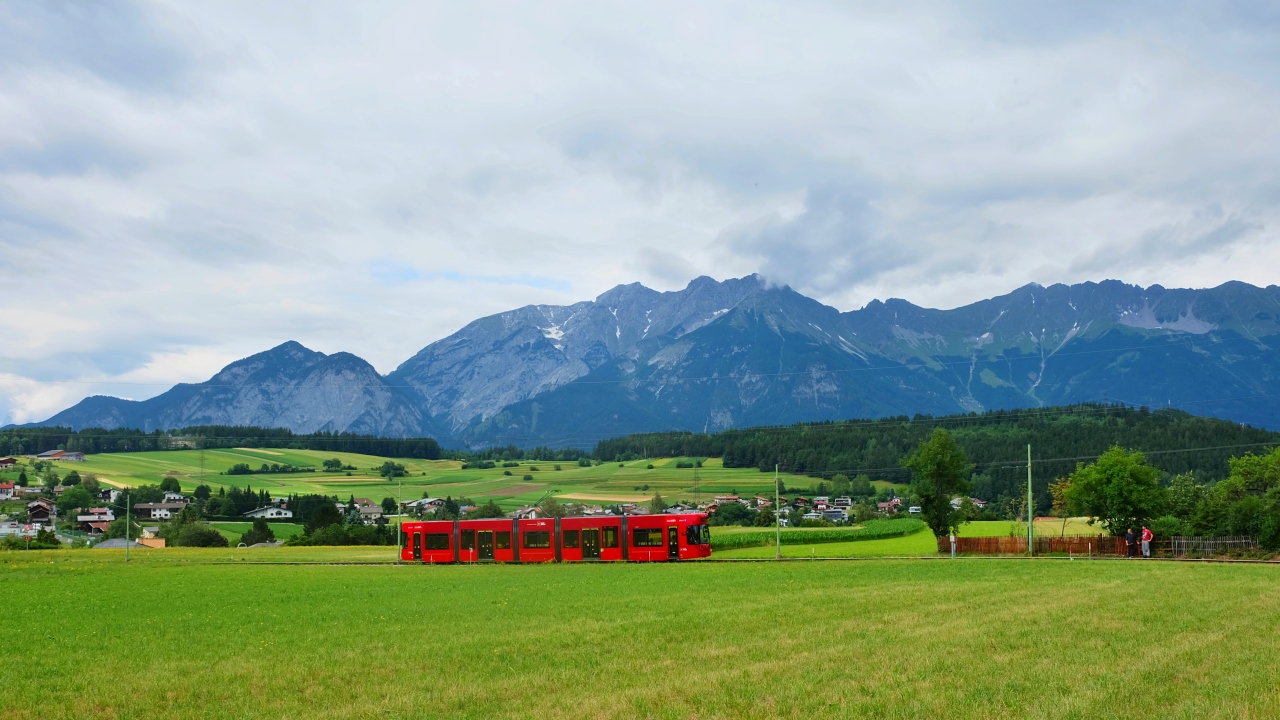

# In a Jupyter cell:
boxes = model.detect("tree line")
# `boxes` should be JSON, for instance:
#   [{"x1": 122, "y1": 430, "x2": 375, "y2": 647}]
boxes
[
  {"x1": 0, "y1": 425, "x2": 443, "y2": 459},
  {"x1": 591, "y1": 404, "x2": 1280, "y2": 514}
]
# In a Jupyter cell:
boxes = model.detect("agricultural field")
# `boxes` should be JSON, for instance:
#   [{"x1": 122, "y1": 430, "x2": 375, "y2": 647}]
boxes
[
  {"x1": 37, "y1": 451, "x2": 864, "y2": 511},
  {"x1": 958, "y1": 518, "x2": 1105, "y2": 538},
  {"x1": 3, "y1": 555, "x2": 1279, "y2": 719}
]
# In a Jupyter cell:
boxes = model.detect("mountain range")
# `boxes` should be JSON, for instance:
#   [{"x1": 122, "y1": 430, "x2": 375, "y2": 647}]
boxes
[{"x1": 30, "y1": 275, "x2": 1280, "y2": 446}]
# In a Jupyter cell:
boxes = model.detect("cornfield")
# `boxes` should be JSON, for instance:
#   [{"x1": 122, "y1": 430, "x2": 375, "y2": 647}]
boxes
[{"x1": 710, "y1": 518, "x2": 926, "y2": 551}]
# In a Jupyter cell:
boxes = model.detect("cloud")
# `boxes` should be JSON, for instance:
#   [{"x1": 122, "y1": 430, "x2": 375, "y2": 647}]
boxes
[{"x1": 2, "y1": 1, "x2": 1280, "y2": 422}]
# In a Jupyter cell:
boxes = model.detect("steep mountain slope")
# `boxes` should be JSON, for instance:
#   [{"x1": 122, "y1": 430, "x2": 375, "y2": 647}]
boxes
[
  {"x1": 28, "y1": 276, "x2": 1280, "y2": 445},
  {"x1": 386, "y1": 275, "x2": 768, "y2": 430},
  {"x1": 454, "y1": 279, "x2": 1280, "y2": 447},
  {"x1": 40, "y1": 342, "x2": 433, "y2": 437}
]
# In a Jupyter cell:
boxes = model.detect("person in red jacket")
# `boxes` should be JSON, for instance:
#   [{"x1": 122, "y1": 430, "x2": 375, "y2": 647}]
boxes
[{"x1": 1141, "y1": 525, "x2": 1153, "y2": 558}]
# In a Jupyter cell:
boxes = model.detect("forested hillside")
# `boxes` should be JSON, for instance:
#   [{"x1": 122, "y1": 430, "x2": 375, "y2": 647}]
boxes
[
  {"x1": 0, "y1": 425, "x2": 443, "y2": 459},
  {"x1": 593, "y1": 404, "x2": 1280, "y2": 511}
]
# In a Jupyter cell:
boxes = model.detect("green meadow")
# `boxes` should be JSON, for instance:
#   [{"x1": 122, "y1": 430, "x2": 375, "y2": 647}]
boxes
[
  {"x1": 37, "y1": 451, "x2": 898, "y2": 510},
  {"x1": 3, "y1": 554, "x2": 1278, "y2": 719}
]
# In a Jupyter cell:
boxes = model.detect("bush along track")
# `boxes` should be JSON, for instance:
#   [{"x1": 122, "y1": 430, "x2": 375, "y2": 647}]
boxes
[{"x1": 709, "y1": 518, "x2": 926, "y2": 551}]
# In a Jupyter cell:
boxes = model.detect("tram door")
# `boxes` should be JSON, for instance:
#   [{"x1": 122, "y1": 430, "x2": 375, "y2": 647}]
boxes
[
  {"x1": 667, "y1": 526, "x2": 679, "y2": 560},
  {"x1": 582, "y1": 529, "x2": 601, "y2": 559},
  {"x1": 412, "y1": 532, "x2": 422, "y2": 560},
  {"x1": 478, "y1": 531, "x2": 495, "y2": 560}
]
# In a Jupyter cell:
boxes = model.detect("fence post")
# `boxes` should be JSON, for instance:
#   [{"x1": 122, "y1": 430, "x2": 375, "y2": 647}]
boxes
[
  {"x1": 950, "y1": 533, "x2": 955, "y2": 559},
  {"x1": 1088, "y1": 542, "x2": 1091, "y2": 560}
]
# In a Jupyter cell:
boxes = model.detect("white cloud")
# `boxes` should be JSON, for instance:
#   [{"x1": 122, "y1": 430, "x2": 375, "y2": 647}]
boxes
[{"x1": 1, "y1": 1, "x2": 1279, "y2": 423}]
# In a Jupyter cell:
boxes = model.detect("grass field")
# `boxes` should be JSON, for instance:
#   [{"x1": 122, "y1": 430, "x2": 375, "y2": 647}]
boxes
[
  {"x1": 25, "y1": 451, "x2": 898, "y2": 511},
  {"x1": 3, "y1": 554, "x2": 1279, "y2": 719},
  {"x1": 208, "y1": 521, "x2": 306, "y2": 543},
  {"x1": 959, "y1": 518, "x2": 1106, "y2": 537}
]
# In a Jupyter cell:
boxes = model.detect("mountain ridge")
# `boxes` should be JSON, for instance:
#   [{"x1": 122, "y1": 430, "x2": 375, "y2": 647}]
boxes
[{"x1": 26, "y1": 276, "x2": 1280, "y2": 446}]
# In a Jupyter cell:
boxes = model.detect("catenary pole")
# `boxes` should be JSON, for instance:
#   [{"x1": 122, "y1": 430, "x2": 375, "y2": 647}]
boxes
[
  {"x1": 775, "y1": 464, "x2": 781, "y2": 560},
  {"x1": 397, "y1": 473, "x2": 402, "y2": 563},
  {"x1": 1027, "y1": 444, "x2": 1033, "y2": 555},
  {"x1": 125, "y1": 492, "x2": 131, "y2": 563}
]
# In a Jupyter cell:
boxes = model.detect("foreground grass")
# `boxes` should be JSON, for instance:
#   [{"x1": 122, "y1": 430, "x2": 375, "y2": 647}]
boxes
[{"x1": 4, "y1": 557, "x2": 1280, "y2": 719}]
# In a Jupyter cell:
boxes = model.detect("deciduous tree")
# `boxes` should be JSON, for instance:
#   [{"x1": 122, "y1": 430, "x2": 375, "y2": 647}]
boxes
[
  {"x1": 902, "y1": 429, "x2": 973, "y2": 537},
  {"x1": 1065, "y1": 446, "x2": 1165, "y2": 536}
]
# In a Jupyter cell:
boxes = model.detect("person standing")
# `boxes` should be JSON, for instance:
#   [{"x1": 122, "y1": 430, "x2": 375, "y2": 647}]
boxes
[
  {"x1": 1141, "y1": 525, "x2": 1153, "y2": 558},
  {"x1": 1125, "y1": 527, "x2": 1136, "y2": 558}
]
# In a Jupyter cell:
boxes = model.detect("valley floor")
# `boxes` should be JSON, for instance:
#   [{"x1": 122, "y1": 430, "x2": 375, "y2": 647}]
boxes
[{"x1": 3, "y1": 554, "x2": 1278, "y2": 719}]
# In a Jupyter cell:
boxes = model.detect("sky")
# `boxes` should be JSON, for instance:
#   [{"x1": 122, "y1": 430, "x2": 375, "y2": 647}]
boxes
[{"x1": 2, "y1": 1, "x2": 1279, "y2": 424}]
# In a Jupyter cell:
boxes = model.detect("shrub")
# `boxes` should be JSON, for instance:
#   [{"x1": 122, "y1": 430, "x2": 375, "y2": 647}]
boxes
[
  {"x1": 529, "y1": 466, "x2": 539, "y2": 471},
  {"x1": 554, "y1": 465, "x2": 562, "y2": 471},
  {"x1": 578, "y1": 458, "x2": 592, "y2": 467},
  {"x1": 239, "y1": 518, "x2": 276, "y2": 546},
  {"x1": 504, "y1": 470, "x2": 513, "y2": 476},
  {"x1": 523, "y1": 474, "x2": 534, "y2": 481},
  {"x1": 175, "y1": 524, "x2": 229, "y2": 548},
  {"x1": 646, "y1": 464, "x2": 654, "y2": 470},
  {"x1": 1149, "y1": 515, "x2": 1185, "y2": 540}
]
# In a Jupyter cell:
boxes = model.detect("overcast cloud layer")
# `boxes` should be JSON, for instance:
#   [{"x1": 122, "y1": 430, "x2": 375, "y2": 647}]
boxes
[{"x1": 2, "y1": 1, "x2": 1279, "y2": 424}]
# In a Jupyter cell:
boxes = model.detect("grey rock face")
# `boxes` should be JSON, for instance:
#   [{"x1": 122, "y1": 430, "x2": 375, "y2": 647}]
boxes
[
  {"x1": 387, "y1": 275, "x2": 768, "y2": 431},
  {"x1": 40, "y1": 342, "x2": 429, "y2": 437}
]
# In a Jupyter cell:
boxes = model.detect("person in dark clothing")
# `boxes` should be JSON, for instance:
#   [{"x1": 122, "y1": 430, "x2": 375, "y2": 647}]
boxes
[{"x1": 1125, "y1": 528, "x2": 1136, "y2": 558}]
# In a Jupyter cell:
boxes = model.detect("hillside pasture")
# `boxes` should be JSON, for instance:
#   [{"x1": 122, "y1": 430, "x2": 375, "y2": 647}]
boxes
[{"x1": 37, "y1": 451, "x2": 883, "y2": 511}]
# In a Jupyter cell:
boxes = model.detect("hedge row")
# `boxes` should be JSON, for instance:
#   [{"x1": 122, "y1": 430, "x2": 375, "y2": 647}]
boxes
[{"x1": 709, "y1": 518, "x2": 927, "y2": 551}]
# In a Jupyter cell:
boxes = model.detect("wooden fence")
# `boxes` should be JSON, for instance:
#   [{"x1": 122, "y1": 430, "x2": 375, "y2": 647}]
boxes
[{"x1": 938, "y1": 534, "x2": 1257, "y2": 557}]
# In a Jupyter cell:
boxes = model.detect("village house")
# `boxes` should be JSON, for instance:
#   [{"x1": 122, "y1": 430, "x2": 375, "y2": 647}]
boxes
[
  {"x1": 0, "y1": 457, "x2": 17, "y2": 468},
  {"x1": 754, "y1": 496, "x2": 772, "y2": 508},
  {"x1": 877, "y1": 498, "x2": 903, "y2": 513},
  {"x1": 833, "y1": 496, "x2": 853, "y2": 508},
  {"x1": 949, "y1": 497, "x2": 989, "y2": 510},
  {"x1": 163, "y1": 492, "x2": 190, "y2": 505},
  {"x1": 0, "y1": 482, "x2": 14, "y2": 500},
  {"x1": 134, "y1": 502, "x2": 187, "y2": 520},
  {"x1": 141, "y1": 526, "x2": 161, "y2": 539},
  {"x1": 359, "y1": 505, "x2": 383, "y2": 524},
  {"x1": 243, "y1": 506, "x2": 293, "y2": 520},
  {"x1": 96, "y1": 488, "x2": 122, "y2": 504},
  {"x1": 507, "y1": 506, "x2": 547, "y2": 520},
  {"x1": 822, "y1": 507, "x2": 848, "y2": 523},
  {"x1": 27, "y1": 498, "x2": 54, "y2": 524}
]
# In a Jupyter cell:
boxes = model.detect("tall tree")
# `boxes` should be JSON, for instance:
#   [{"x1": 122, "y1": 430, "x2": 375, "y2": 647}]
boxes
[
  {"x1": 1065, "y1": 446, "x2": 1165, "y2": 536},
  {"x1": 902, "y1": 428, "x2": 973, "y2": 537}
]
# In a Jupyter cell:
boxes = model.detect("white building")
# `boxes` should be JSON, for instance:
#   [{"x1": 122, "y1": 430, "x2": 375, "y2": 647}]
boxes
[{"x1": 243, "y1": 506, "x2": 293, "y2": 520}]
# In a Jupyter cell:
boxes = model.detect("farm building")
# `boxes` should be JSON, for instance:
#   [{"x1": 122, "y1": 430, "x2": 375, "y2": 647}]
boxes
[
  {"x1": 0, "y1": 457, "x2": 17, "y2": 468},
  {"x1": 243, "y1": 506, "x2": 293, "y2": 519}
]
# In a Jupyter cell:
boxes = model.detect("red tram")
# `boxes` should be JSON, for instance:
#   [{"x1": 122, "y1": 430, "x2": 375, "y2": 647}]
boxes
[{"x1": 400, "y1": 513, "x2": 712, "y2": 563}]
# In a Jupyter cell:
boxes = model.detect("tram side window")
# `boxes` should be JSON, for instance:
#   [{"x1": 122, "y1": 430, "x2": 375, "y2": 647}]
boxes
[
  {"x1": 602, "y1": 526, "x2": 619, "y2": 548},
  {"x1": 461, "y1": 529, "x2": 475, "y2": 550},
  {"x1": 686, "y1": 525, "x2": 709, "y2": 545},
  {"x1": 523, "y1": 531, "x2": 551, "y2": 549},
  {"x1": 423, "y1": 533, "x2": 450, "y2": 550},
  {"x1": 496, "y1": 531, "x2": 512, "y2": 550},
  {"x1": 633, "y1": 528, "x2": 665, "y2": 547},
  {"x1": 562, "y1": 530, "x2": 579, "y2": 548}
]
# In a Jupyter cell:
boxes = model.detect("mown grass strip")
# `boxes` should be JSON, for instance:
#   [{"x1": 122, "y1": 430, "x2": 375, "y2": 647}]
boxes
[{"x1": 710, "y1": 518, "x2": 926, "y2": 550}]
